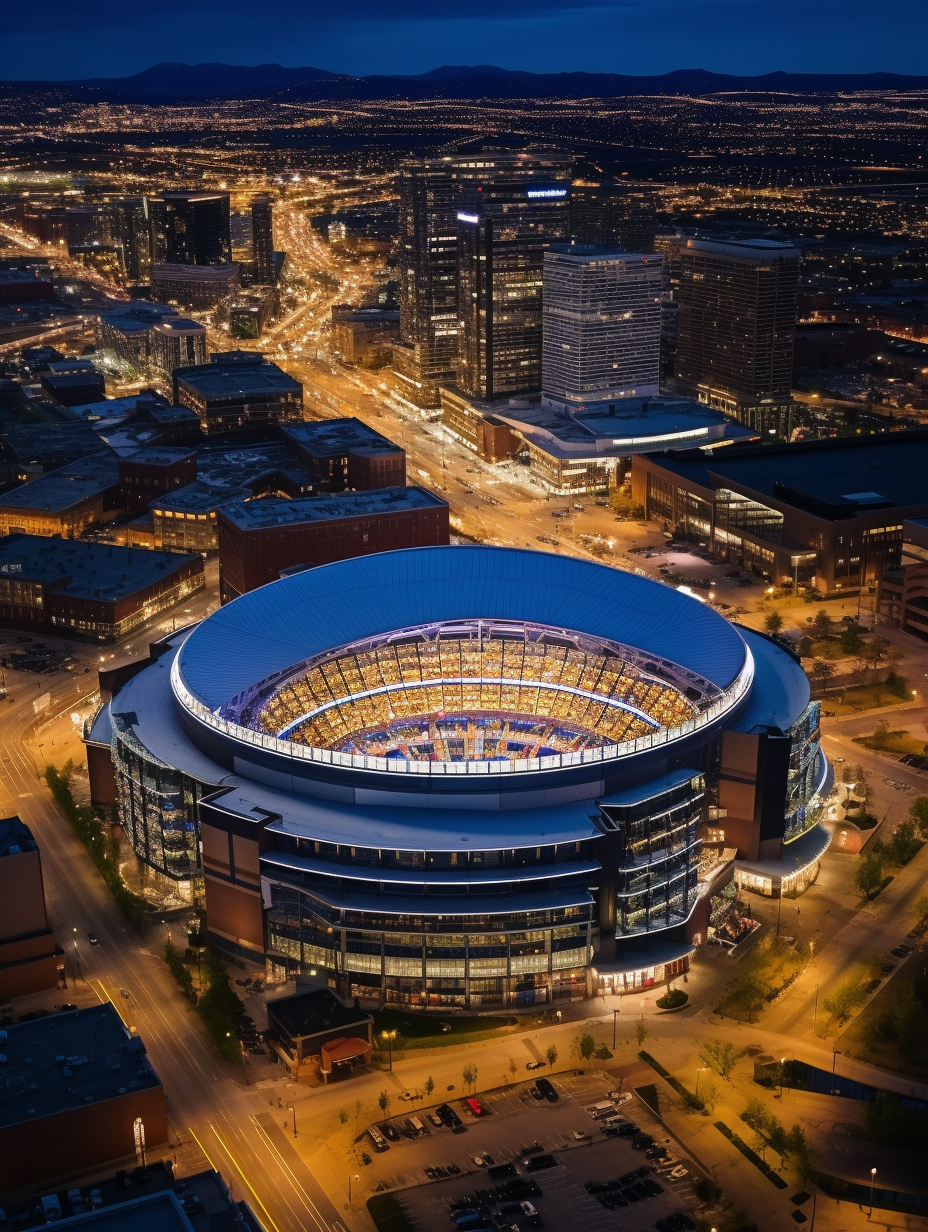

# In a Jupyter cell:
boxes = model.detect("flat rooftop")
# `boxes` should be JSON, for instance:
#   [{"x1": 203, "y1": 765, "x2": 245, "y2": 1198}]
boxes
[
  {"x1": 281, "y1": 417, "x2": 402, "y2": 458},
  {"x1": 0, "y1": 454, "x2": 120, "y2": 513},
  {"x1": 219, "y1": 485, "x2": 445, "y2": 530},
  {"x1": 546, "y1": 245, "x2": 662, "y2": 264},
  {"x1": 98, "y1": 301, "x2": 179, "y2": 333},
  {"x1": 684, "y1": 236, "x2": 801, "y2": 260},
  {"x1": 0, "y1": 1003, "x2": 160, "y2": 1130},
  {"x1": 151, "y1": 444, "x2": 312, "y2": 513},
  {"x1": 0, "y1": 815, "x2": 37, "y2": 857},
  {"x1": 646, "y1": 429, "x2": 928, "y2": 517},
  {"x1": 122, "y1": 447, "x2": 195, "y2": 467},
  {"x1": 3, "y1": 1161, "x2": 261, "y2": 1232},
  {"x1": 495, "y1": 395, "x2": 755, "y2": 460},
  {"x1": 1, "y1": 423, "x2": 110, "y2": 467},
  {"x1": 175, "y1": 360, "x2": 300, "y2": 401},
  {"x1": 0, "y1": 535, "x2": 199, "y2": 600},
  {"x1": 268, "y1": 988, "x2": 370, "y2": 1041}
]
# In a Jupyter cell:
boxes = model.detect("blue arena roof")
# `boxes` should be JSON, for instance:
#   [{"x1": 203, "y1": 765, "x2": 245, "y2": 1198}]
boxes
[{"x1": 176, "y1": 546, "x2": 750, "y2": 711}]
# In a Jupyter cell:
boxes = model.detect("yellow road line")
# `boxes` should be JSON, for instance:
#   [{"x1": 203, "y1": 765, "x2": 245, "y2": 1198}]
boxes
[
  {"x1": 89, "y1": 978, "x2": 134, "y2": 1031},
  {"x1": 190, "y1": 1124, "x2": 282, "y2": 1232}
]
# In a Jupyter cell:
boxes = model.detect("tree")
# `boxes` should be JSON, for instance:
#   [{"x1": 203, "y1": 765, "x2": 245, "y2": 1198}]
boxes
[
  {"x1": 797, "y1": 635, "x2": 814, "y2": 658},
  {"x1": 764, "y1": 610, "x2": 783, "y2": 634},
  {"x1": 610, "y1": 488, "x2": 644, "y2": 520},
  {"x1": 424, "y1": 1075, "x2": 435, "y2": 1097},
  {"x1": 578, "y1": 1033, "x2": 596, "y2": 1062},
  {"x1": 908, "y1": 795, "x2": 928, "y2": 839},
  {"x1": 546, "y1": 1044, "x2": 558, "y2": 1069},
  {"x1": 840, "y1": 624, "x2": 864, "y2": 655},
  {"x1": 811, "y1": 609, "x2": 832, "y2": 639},
  {"x1": 338, "y1": 1107, "x2": 349, "y2": 1125},
  {"x1": 462, "y1": 1063, "x2": 477, "y2": 1093},
  {"x1": 859, "y1": 638, "x2": 889, "y2": 668},
  {"x1": 850, "y1": 763, "x2": 873, "y2": 808},
  {"x1": 886, "y1": 820, "x2": 921, "y2": 866},
  {"x1": 378, "y1": 1090, "x2": 390, "y2": 1115},
  {"x1": 885, "y1": 669, "x2": 909, "y2": 699},
  {"x1": 854, "y1": 851, "x2": 884, "y2": 900},
  {"x1": 810, "y1": 658, "x2": 835, "y2": 691},
  {"x1": 508, "y1": 1057, "x2": 519, "y2": 1080},
  {"x1": 699, "y1": 1038, "x2": 749, "y2": 1082},
  {"x1": 635, "y1": 1018, "x2": 649, "y2": 1047},
  {"x1": 700, "y1": 1078, "x2": 721, "y2": 1116},
  {"x1": 870, "y1": 719, "x2": 891, "y2": 749}
]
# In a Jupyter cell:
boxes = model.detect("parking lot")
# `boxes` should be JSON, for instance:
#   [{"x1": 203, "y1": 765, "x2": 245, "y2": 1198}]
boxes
[{"x1": 362, "y1": 1069, "x2": 701, "y2": 1231}]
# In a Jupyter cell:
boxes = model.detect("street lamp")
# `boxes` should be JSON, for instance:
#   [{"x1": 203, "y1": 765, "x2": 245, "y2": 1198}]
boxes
[
  {"x1": 695, "y1": 1065, "x2": 709, "y2": 1101},
  {"x1": 812, "y1": 982, "x2": 819, "y2": 1038},
  {"x1": 779, "y1": 1056, "x2": 787, "y2": 1098},
  {"x1": 381, "y1": 1029, "x2": 397, "y2": 1071},
  {"x1": 870, "y1": 1167, "x2": 877, "y2": 1215},
  {"x1": 347, "y1": 1173, "x2": 360, "y2": 1203},
  {"x1": 612, "y1": 1007, "x2": 621, "y2": 1050},
  {"x1": 288, "y1": 1102, "x2": 297, "y2": 1138}
]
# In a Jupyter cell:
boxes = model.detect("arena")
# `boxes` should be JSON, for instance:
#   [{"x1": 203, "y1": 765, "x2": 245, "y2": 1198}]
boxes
[
  {"x1": 238, "y1": 620, "x2": 703, "y2": 758},
  {"x1": 86, "y1": 546, "x2": 830, "y2": 1008}
]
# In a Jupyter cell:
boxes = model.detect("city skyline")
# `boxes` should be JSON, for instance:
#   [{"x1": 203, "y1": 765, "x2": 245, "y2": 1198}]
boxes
[{"x1": 1, "y1": 0, "x2": 926, "y2": 82}]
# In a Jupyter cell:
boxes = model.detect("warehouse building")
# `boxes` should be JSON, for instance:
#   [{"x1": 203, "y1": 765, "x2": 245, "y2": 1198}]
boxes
[
  {"x1": 0, "y1": 453, "x2": 121, "y2": 538},
  {"x1": 0, "y1": 1004, "x2": 167, "y2": 1194},
  {"x1": 631, "y1": 430, "x2": 928, "y2": 594},
  {"x1": 173, "y1": 353, "x2": 302, "y2": 437},
  {"x1": 0, "y1": 816, "x2": 62, "y2": 1001},
  {"x1": 280, "y1": 418, "x2": 406, "y2": 491},
  {"x1": 216, "y1": 485, "x2": 450, "y2": 600},
  {"x1": 0, "y1": 535, "x2": 204, "y2": 641}
]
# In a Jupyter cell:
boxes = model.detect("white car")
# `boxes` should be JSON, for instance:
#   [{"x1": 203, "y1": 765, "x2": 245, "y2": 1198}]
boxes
[{"x1": 607, "y1": 1091, "x2": 634, "y2": 1106}]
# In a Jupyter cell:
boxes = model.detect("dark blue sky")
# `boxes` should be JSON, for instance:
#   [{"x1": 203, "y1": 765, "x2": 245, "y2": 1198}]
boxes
[{"x1": 3, "y1": 0, "x2": 927, "y2": 80}]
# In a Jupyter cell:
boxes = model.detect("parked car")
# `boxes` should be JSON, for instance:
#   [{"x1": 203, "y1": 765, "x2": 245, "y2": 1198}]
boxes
[{"x1": 535, "y1": 1077, "x2": 558, "y2": 1103}]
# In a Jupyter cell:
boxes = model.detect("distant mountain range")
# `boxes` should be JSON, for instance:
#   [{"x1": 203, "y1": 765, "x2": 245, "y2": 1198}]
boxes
[{"x1": 3, "y1": 62, "x2": 928, "y2": 103}]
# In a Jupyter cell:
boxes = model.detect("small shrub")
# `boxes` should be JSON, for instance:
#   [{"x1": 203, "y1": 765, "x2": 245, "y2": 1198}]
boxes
[{"x1": 656, "y1": 988, "x2": 688, "y2": 1009}]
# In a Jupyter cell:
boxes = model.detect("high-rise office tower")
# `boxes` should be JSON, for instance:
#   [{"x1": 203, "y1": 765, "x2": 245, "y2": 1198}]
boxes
[
  {"x1": 569, "y1": 181, "x2": 661, "y2": 254},
  {"x1": 149, "y1": 191, "x2": 232, "y2": 266},
  {"x1": 110, "y1": 197, "x2": 152, "y2": 282},
  {"x1": 395, "y1": 150, "x2": 571, "y2": 408},
  {"x1": 456, "y1": 152, "x2": 571, "y2": 401},
  {"x1": 251, "y1": 195, "x2": 275, "y2": 284},
  {"x1": 542, "y1": 246, "x2": 663, "y2": 408},
  {"x1": 394, "y1": 160, "x2": 462, "y2": 409},
  {"x1": 675, "y1": 237, "x2": 800, "y2": 434}
]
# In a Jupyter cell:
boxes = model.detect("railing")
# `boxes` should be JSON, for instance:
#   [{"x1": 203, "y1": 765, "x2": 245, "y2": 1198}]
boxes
[{"x1": 170, "y1": 646, "x2": 754, "y2": 778}]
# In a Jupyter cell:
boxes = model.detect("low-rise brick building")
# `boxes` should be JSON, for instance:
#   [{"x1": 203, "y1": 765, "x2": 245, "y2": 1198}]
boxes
[
  {"x1": 0, "y1": 535, "x2": 204, "y2": 641},
  {"x1": 217, "y1": 486, "x2": 449, "y2": 600}
]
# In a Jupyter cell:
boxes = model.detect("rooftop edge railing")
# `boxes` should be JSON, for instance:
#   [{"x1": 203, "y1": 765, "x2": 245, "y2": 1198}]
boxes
[{"x1": 170, "y1": 647, "x2": 754, "y2": 778}]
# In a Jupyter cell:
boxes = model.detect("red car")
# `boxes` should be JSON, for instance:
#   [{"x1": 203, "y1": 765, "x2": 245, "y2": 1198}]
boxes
[{"x1": 466, "y1": 1097, "x2": 486, "y2": 1117}]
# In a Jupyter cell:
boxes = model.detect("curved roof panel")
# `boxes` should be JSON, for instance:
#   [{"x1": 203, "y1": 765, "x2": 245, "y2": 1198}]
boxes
[{"x1": 177, "y1": 546, "x2": 749, "y2": 711}]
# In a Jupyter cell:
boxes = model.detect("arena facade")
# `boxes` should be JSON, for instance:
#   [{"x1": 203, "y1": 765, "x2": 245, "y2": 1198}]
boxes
[{"x1": 86, "y1": 546, "x2": 830, "y2": 1008}]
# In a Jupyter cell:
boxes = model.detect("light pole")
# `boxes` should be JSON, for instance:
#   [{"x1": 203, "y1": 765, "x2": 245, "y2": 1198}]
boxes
[
  {"x1": 812, "y1": 982, "x2": 819, "y2": 1038},
  {"x1": 695, "y1": 1065, "x2": 709, "y2": 1101},
  {"x1": 347, "y1": 1173, "x2": 360, "y2": 1204},
  {"x1": 779, "y1": 1056, "x2": 787, "y2": 1098},
  {"x1": 612, "y1": 1008, "x2": 620, "y2": 1051},
  {"x1": 381, "y1": 1029, "x2": 396, "y2": 1071},
  {"x1": 288, "y1": 1102, "x2": 297, "y2": 1138},
  {"x1": 870, "y1": 1167, "x2": 877, "y2": 1216}
]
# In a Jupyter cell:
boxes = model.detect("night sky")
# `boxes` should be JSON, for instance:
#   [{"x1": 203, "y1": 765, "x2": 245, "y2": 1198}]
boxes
[{"x1": 2, "y1": 0, "x2": 927, "y2": 81}]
